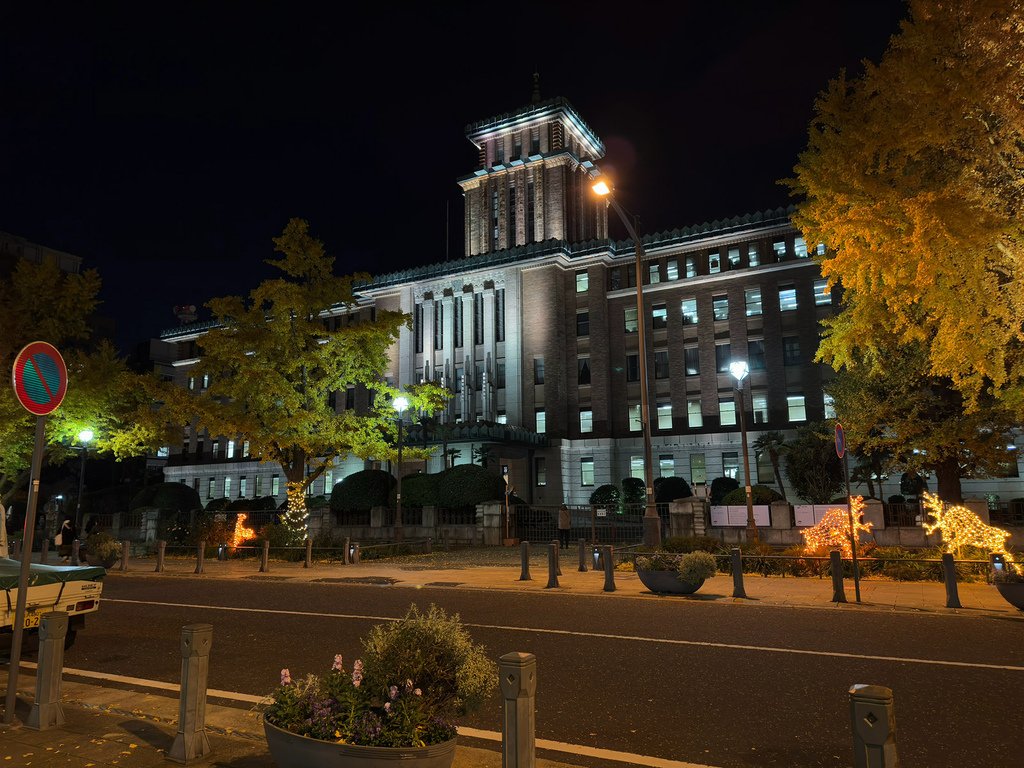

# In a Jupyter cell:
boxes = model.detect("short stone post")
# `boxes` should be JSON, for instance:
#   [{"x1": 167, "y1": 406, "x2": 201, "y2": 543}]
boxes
[
  {"x1": 500, "y1": 652, "x2": 537, "y2": 768},
  {"x1": 731, "y1": 548, "x2": 747, "y2": 599},
  {"x1": 304, "y1": 538, "x2": 313, "y2": 569},
  {"x1": 195, "y1": 541, "x2": 205, "y2": 574},
  {"x1": 26, "y1": 612, "x2": 67, "y2": 730},
  {"x1": 941, "y1": 553, "x2": 961, "y2": 609},
  {"x1": 343, "y1": 536, "x2": 351, "y2": 565},
  {"x1": 351, "y1": 542, "x2": 360, "y2": 564},
  {"x1": 168, "y1": 624, "x2": 214, "y2": 763},
  {"x1": 849, "y1": 684, "x2": 898, "y2": 768},
  {"x1": 552, "y1": 540, "x2": 562, "y2": 576},
  {"x1": 259, "y1": 540, "x2": 270, "y2": 572},
  {"x1": 545, "y1": 543, "x2": 559, "y2": 589},
  {"x1": 831, "y1": 550, "x2": 848, "y2": 603},
  {"x1": 156, "y1": 540, "x2": 166, "y2": 572},
  {"x1": 39, "y1": 536, "x2": 49, "y2": 563},
  {"x1": 12, "y1": 538, "x2": 21, "y2": 560},
  {"x1": 577, "y1": 539, "x2": 588, "y2": 572},
  {"x1": 603, "y1": 546, "x2": 615, "y2": 592},
  {"x1": 519, "y1": 541, "x2": 531, "y2": 581},
  {"x1": 119, "y1": 540, "x2": 130, "y2": 571},
  {"x1": 71, "y1": 539, "x2": 80, "y2": 564},
  {"x1": 425, "y1": 537, "x2": 433, "y2": 554}
]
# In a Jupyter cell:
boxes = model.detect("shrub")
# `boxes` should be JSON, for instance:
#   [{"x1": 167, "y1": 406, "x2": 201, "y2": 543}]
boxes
[
  {"x1": 710, "y1": 476, "x2": 739, "y2": 504},
  {"x1": 205, "y1": 497, "x2": 231, "y2": 512},
  {"x1": 85, "y1": 532, "x2": 121, "y2": 563},
  {"x1": 435, "y1": 464, "x2": 505, "y2": 509},
  {"x1": 400, "y1": 472, "x2": 441, "y2": 509},
  {"x1": 721, "y1": 485, "x2": 784, "y2": 505},
  {"x1": 781, "y1": 544, "x2": 829, "y2": 577},
  {"x1": 662, "y1": 536, "x2": 722, "y2": 554},
  {"x1": 872, "y1": 546, "x2": 933, "y2": 581},
  {"x1": 130, "y1": 482, "x2": 202, "y2": 513},
  {"x1": 887, "y1": 495, "x2": 906, "y2": 505},
  {"x1": 259, "y1": 523, "x2": 304, "y2": 561},
  {"x1": 621, "y1": 477, "x2": 645, "y2": 506},
  {"x1": 331, "y1": 470, "x2": 396, "y2": 513},
  {"x1": 677, "y1": 551, "x2": 718, "y2": 584},
  {"x1": 655, "y1": 476, "x2": 693, "y2": 503},
  {"x1": 589, "y1": 484, "x2": 620, "y2": 508}
]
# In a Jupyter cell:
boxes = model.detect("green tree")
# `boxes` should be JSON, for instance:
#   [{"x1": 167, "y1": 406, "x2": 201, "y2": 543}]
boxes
[
  {"x1": 752, "y1": 431, "x2": 788, "y2": 500},
  {"x1": 825, "y1": 343, "x2": 1017, "y2": 502},
  {"x1": 0, "y1": 260, "x2": 173, "y2": 504},
  {"x1": 784, "y1": 422, "x2": 844, "y2": 504},
  {"x1": 788, "y1": 0, "x2": 1024, "y2": 411},
  {"x1": 155, "y1": 219, "x2": 448, "y2": 541}
]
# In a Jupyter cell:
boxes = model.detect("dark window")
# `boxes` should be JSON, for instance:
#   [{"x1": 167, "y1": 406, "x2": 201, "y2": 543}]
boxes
[
  {"x1": 495, "y1": 288, "x2": 505, "y2": 342},
  {"x1": 626, "y1": 354, "x2": 640, "y2": 382},
  {"x1": 716, "y1": 343, "x2": 732, "y2": 373},
  {"x1": 497, "y1": 362, "x2": 506, "y2": 388},
  {"x1": 534, "y1": 358, "x2": 545, "y2": 385},
  {"x1": 526, "y1": 181, "x2": 535, "y2": 241},
  {"x1": 454, "y1": 297, "x2": 463, "y2": 348},
  {"x1": 578, "y1": 357, "x2": 591, "y2": 385},
  {"x1": 414, "y1": 304, "x2": 423, "y2": 353},
  {"x1": 684, "y1": 347, "x2": 699, "y2": 376},
  {"x1": 508, "y1": 187, "x2": 517, "y2": 248},
  {"x1": 474, "y1": 294, "x2": 484, "y2": 344},
  {"x1": 783, "y1": 336, "x2": 801, "y2": 366},
  {"x1": 654, "y1": 350, "x2": 669, "y2": 379},
  {"x1": 434, "y1": 302, "x2": 444, "y2": 350},
  {"x1": 576, "y1": 311, "x2": 590, "y2": 337},
  {"x1": 652, "y1": 303, "x2": 668, "y2": 329},
  {"x1": 748, "y1": 340, "x2": 766, "y2": 371}
]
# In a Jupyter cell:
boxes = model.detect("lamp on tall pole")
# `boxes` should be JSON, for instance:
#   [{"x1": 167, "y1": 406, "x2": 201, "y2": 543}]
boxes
[
  {"x1": 592, "y1": 173, "x2": 661, "y2": 548},
  {"x1": 392, "y1": 396, "x2": 409, "y2": 543},
  {"x1": 75, "y1": 429, "x2": 94, "y2": 531},
  {"x1": 728, "y1": 361, "x2": 758, "y2": 543}
]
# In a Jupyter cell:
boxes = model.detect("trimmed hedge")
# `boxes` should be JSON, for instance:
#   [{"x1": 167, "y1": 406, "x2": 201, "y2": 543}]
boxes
[
  {"x1": 721, "y1": 485, "x2": 784, "y2": 505},
  {"x1": 589, "y1": 484, "x2": 620, "y2": 508},
  {"x1": 710, "y1": 477, "x2": 739, "y2": 504},
  {"x1": 399, "y1": 472, "x2": 441, "y2": 508},
  {"x1": 435, "y1": 464, "x2": 505, "y2": 508},
  {"x1": 130, "y1": 482, "x2": 201, "y2": 512},
  {"x1": 331, "y1": 470, "x2": 396, "y2": 513},
  {"x1": 654, "y1": 477, "x2": 693, "y2": 503}
]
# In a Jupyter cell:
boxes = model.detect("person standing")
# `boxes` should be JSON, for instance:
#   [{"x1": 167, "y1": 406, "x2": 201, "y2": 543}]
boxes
[
  {"x1": 56, "y1": 516, "x2": 77, "y2": 563},
  {"x1": 557, "y1": 504, "x2": 571, "y2": 548}
]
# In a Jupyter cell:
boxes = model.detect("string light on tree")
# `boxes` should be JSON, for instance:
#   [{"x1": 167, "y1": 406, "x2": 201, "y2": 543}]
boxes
[
  {"x1": 280, "y1": 481, "x2": 308, "y2": 543},
  {"x1": 801, "y1": 496, "x2": 872, "y2": 558},
  {"x1": 921, "y1": 492, "x2": 1016, "y2": 569}
]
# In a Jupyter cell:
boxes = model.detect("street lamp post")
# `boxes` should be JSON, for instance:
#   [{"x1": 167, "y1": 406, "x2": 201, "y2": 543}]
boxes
[
  {"x1": 392, "y1": 397, "x2": 409, "y2": 543},
  {"x1": 592, "y1": 175, "x2": 660, "y2": 548},
  {"x1": 75, "y1": 429, "x2": 94, "y2": 531},
  {"x1": 728, "y1": 362, "x2": 758, "y2": 543}
]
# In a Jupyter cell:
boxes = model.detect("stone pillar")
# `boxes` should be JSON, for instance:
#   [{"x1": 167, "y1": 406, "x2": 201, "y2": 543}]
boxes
[
  {"x1": 370, "y1": 506, "x2": 383, "y2": 529},
  {"x1": 168, "y1": 624, "x2": 213, "y2": 763},
  {"x1": 668, "y1": 499, "x2": 696, "y2": 539},
  {"x1": 480, "y1": 502, "x2": 502, "y2": 546},
  {"x1": 963, "y1": 498, "x2": 990, "y2": 524},
  {"x1": 770, "y1": 501, "x2": 792, "y2": 530},
  {"x1": 500, "y1": 652, "x2": 537, "y2": 768},
  {"x1": 863, "y1": 498, "x2": 885, "y2": 531},
  {"x1": 26, "y1": 613, "x2": 67, "y2": 730},
  {"x1": 849, "y1": 684, "x2": 898, "y2": 768},
  {"x1": 144, "y1": 508, "x2": 159, "y2": 542}
]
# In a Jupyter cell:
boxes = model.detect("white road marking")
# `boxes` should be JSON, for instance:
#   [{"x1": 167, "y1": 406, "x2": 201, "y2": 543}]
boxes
[{"x1": 106, "y1": 598, "x2": 1024, "y2": 672}]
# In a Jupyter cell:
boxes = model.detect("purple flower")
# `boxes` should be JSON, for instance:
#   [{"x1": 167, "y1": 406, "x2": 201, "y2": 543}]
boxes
[
  {"x1": 280, "y1": 668, "x2": 292, "y2": 686},
  {"x1": 332, "y1": 654, "x2": 344, "y2": 672},
  {"x1": 389, "y1": 685, "x2": 399, "y2": 701},
  {"x1": 352, "y1": 659, "x2": 363, "y2": 687}
]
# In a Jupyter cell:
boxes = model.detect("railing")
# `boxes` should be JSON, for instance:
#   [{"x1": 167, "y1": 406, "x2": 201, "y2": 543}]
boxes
[
  {"x1": 436, "y1": 507, "x2": 476, "y2": 525},
  {"x1": 511, "y1": 504, "x2": 646, "y2": 546},
  {"x1": 990, "y1": 501, "x2": 1024, "y2": 527},
  {"x1": 883, "y1": 502, "x2": 922, "y2": 527}
]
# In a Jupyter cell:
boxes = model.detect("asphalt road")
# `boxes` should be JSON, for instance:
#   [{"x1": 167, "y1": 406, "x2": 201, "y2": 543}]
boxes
[{"x1": 63, "y1": 574, "x2": 1024, "y2": 768}]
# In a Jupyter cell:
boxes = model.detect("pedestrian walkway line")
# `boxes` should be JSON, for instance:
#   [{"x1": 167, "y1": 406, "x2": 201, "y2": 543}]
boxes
[{"x1": 106, "y1": 598, "x2": 1024, "y2": 672}]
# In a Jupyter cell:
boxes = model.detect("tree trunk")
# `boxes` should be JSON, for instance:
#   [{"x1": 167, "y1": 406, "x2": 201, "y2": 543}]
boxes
[
  {"x1": 771, "y1": 454, "x2": 787, "y2": 500},
  {"x1": 934, "y1": 458, "x2": 963, "y2": 503}
]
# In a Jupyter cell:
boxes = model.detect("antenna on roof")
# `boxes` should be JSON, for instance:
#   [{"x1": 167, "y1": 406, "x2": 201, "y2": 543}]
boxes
[
  {"x1": 445, "y1": 200, "x2": 450, "y2": 261},
  {"x1": 531, "y1": 71, "x2": 541, "y2": 103}
]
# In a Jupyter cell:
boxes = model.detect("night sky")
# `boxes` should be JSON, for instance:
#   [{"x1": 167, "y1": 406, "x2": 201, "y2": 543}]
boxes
[{"x1": 0, "y1": 2, "x2": 907, "y2": 352}]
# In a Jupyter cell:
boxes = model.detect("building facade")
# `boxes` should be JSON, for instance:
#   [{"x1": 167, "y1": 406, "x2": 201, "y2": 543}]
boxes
[{"x1": 156, "y1": 94, "x2": 1023, "y2": 508}]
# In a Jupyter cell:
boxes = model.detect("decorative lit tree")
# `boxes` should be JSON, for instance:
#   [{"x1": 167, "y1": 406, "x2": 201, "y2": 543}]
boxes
[
  {"x1": 921, "y1": 492, "x2": 1015, "y2": 565},
  {"x1": 801, "y1": 496, "x2": 873, "y2": 558}
]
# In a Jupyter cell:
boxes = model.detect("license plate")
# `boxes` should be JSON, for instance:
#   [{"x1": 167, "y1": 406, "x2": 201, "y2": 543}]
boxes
[{"x1": 24, "y1": 612, "x2": 40, "y2": 629}]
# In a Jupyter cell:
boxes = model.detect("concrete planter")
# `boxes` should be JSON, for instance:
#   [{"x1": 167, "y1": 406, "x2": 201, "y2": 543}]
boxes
[
  {"x1": 636, "y1": 569, "x2": 705, "y2": 595},
  {"x1": 995, "y1": 582, "x2": 1024, "y2": 611},
  {"x1": 264, "y1": 719, "x2": 456, "y2": 768}
]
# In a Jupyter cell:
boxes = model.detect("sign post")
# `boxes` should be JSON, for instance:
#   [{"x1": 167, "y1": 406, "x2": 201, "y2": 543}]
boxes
[
  {"x1": 835, "y1": 423, "x2": 862, "y2": 603},
  {"x1": 4, "y1": 342, "x2": 68, "y2": 724}
]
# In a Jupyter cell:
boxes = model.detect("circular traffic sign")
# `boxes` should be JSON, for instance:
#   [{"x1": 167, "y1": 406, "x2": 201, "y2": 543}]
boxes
[
  {"x1": 11, "y1": 341, "x2": 68, "y2": 416},
  {"x1": 835, "y1": 422, "x2": 846, "y2": 458}
]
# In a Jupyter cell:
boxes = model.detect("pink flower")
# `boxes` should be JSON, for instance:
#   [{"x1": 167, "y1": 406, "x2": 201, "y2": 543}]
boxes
[
  {"x1": 280, "y1": 669, "x2": 291, "y2": 686},
  {"x1": 332, "y1": 654, "x2": 344, "y2": 672},
  {"x1": 352, "y1": 659, "x2": 363, "y2": 687},
  {"x1": 404, "y1": 679, "x2": 414, "y2": 693},
  {"x1": 384, "y1": 702, "x2": 391, "y2": 714},
  {"x1": 414, "y1": 688, "x2": 422, "y2": 696},
  {"x1": 389, "y1": 685, "x2": 399, "y2": 700}
]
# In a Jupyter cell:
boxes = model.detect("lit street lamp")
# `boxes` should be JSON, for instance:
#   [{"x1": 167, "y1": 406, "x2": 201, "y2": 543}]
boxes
[
  {"x1": 728, "y1": 362, "x2": 758, "y2": 543},
  {"x1": 75, "y1": 429, "x2": 94, "y2": 531},
  {"x1": 392, "y1": 397, "x2": 409, "y2": 543},
  {"x1": 592, "y1": 173, "x2": 661, "y2": 548}
]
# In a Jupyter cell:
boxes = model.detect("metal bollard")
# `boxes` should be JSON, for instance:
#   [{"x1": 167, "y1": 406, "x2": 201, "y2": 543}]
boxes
[
  {"x1": 553, "y1": 540, "x2": 562, "y2": 576},
  {"x1": 592, "y1": 544, "x2": 603, "y2": 571},
  {"x1": 546, "y1": 543, "x2": 559, "y2": 589},
  {"x1": 156, "y1": 540, "x2": 166, "y2": 573},
  {"x1": 849, "y1": 684, "x2": 898, "y2": 768},
  {"x1": 731, "y1": 547, "x2": 747, "y2": 599},
  {"x1": 603, "y1": 545, "x2": 615, "y2": 592},
  {"x1": 26, "y1": 612, "x2": 67, "y2": 730},
  {"x1": 351, "y1": 543, "x2": 360, "y2": 564},
  {"x1": 195, "y1": 541, "x2": 206, "y2": 574},
  {"x1": 941, "y1": 553, "x2": 961, "y2": 609},
  {"x1": 119, "y1": 540, "x2": 130, "y2": 571},
  {"x1": 71, "y1": 539, "x2": 80, "y2": 564},
  {"x1": 39, "y1": 536, "x2": 49, "y2": 563},
  {"x1": 577, "y1": 539, "x2": 588, "y2": 572},
  {"x1": 519, "y1": 541, "x2": 531, "y2": 581},
  {"x1": 304, "y1": 538, "x2": 313, "y2": 569},
  {"x1": 343, "y1": 536, "x2": 351, "y2": 565},
  {"x1": 168, "y1": 624, "x2": 214, "y2": 763},
  {"x1": 13, "y1": 538, "x2": 22, "y2": 560},
  {"x1": 425, "y1": 537, "x2": 432, "y2": 554},
  {"x1": 500, "y1": 652, "x2": 537, "y2": 768},
  {"x1": 831, "y1": 550, "x2": 848, "y2": 603},
  {"x1": 259, "y1": 540, "x2": 270, "y2": 572}
]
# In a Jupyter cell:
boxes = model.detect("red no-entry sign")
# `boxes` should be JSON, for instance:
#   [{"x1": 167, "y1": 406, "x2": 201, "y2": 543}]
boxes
[{"x1": 11, "y1": 341, "x2": 68, "y2": 416}]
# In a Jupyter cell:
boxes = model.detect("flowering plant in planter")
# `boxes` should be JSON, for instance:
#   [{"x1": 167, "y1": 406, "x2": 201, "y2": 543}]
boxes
[
  {"x1": 259, "y1": 604, "x2": 497, "y2": 749},
  {"x1": 635, "y1": 551, "x2": 718, "y2": 584}
]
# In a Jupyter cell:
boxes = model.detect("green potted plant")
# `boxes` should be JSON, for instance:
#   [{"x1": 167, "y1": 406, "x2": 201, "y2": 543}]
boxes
[
  {"x1": 84, "y1": 532, "x2": 122, "y2": 569},
  {"x1": 259, "y1": 604, "x2": 497, "y2": 768},
  {"x1": 634, "y1": 551, "x2": 718, "y2": 595}
]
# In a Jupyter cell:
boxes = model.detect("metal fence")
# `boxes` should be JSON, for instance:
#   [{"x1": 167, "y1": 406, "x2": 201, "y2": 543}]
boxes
[
  {"x1": 990, "y1": 501, "x2": 1024, "y2": 527},
  {"x1": 511, "y1": 504, "x2": 655, "y2": 546},
  {"x1": 883, "y1": 502, "x2": 921, "y2": 527}
]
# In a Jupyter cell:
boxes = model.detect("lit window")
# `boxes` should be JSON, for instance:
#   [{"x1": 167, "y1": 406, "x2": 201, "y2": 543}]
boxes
[
  {"x1": 255, "y1": 476, "x2": 263, "y2": 496},
  {"x1": 816, "y1": 243, "x2": 826, "y2": 256},
  {"x1": 497, "y1": 412, "x2": 507, "y2": 424},
  {"x1": 745, "y1": 287, "x2": 762, "y2": 317},
  {"x1": 628, "y1": 404, "x2": 642, "y2": 432},
  {"x1": 224, "y1": 477, "x2": 232, "y2": 498},
  {"x1": 630, "y1": 456, "x2": 644, "y2": 480},
  {"x1": 783, "y1": 336, "x2": 801, "y2": 366},
  {"x1": 690, "y1": 453, "x2": 707, "y2": 483},
  {"x1": 728, "y1": 248, "x2": 741, "y2": 268},
  {"x1": 157, "y1": 446, "x2": 169, "y2": 458},
  {"x1": 756, "y1": 449, "x2": 775, "y2": 484},
  {"x1": 576, "y1": 311, "x2": 590, "y2": 337},
  {"x1": 684, "y1": 347, "x2": 699, "y2": 376},
  {"x1": 576, "y1": 270, "x2": 589, "y2": 292},
  {"x1": 681, "y1": 298, "x2": 698, "y2": 325},
  {"x1": 773, "y1": 240, "x2": 787, "y2": 260},
  {"x1": 654, "y1": 350, "x2": 669, "y2": 379},
  {"x1": 748, "y1": 244, "x2": 760, "y2": 267},
  {"x1": 324, "y1": 469, "x2": 333, "y2": 493},
  {"x1": 649, "y1": 263, "x2": 661, "y2": 284},
  {"x1": 535, "y1": 457, "x2": 547, "y2": 486},
  {"x1": 652, "y1": 303, "x2": 668, "y2": 329},
  {"x1": 778, "y1": 285, "x2": 798, "y2": 311},
  {"x1": 226, "y1": 440, "x2": 235, "y2": 459},
  {"x1": 624, "y1": 307, "x2": 638, "y2": 333},
  {"x1": 581, "y1": 457, "x2": 595, "y2": 486},
  {"x1": 824, "y1": 393, "x2": 837, "y2": 419},
  {"x1": 713, "y1": 295, "x2": 729, "y2": 321},
  {"x1": 794, "y1": 237, "x2": 808, "y2": 258},
  {"x1": 666, "y1": 260, "x2": 679, "y2": 280},
  {"x1": 208, "y1": 477, "x2": 215, "y2": 499},
  {"x1": 242, "y1": 440, "x2": 250, "y2": 457},
  {"x1": 579, "y1": 409, "x2": 593, "y2": 433},
  {"x1": 709, "y1": 252, "x2": 721, "y2": 274},
  {"x1": 723, "y1": 452, "x2": 740, "y2": 480},
  {"x1": 715, "y1": 344, "x2": 732, "y2": 373},
  {"x1": 626, "y1": 354, "x2": 640, "y2": 382},
  {"x1": 272, "y1": 475, "x2": 280, "y2": 496},
  {"x1": 239, "y1": 476, "x2": 248, "y2": 497},
  {"x1": 657, "y1": 402, "x2": 672, "y2": 429},
  {"x1": 685, "y1": 256, "x2": 696, "y2": 278},
  {"x1": 578, "y1": 357, "x2": 591, "y2": 385},
  {"x1": 752, "y1": 393, "x2": 769, "y2": 424},
  {"x1": 814, "y1": 279, "x2": 832, "y2": 306},
  {"x1": 719, "y1": 398, "x2": 737, "y2": 426},
  {"x1": 787, "y1": 395, "x2": 807, "y2": 422},
  {"x1": 687, "y1": 399, "x2": 703, "y2": 428},
  {"x1": 212, "y1": 441, "x2": 220, "y2": 459},
  {"x1": 659, "y1": 454, "x2": 675, "y2": 478},
  {"x1": 535, "y1": 409, "x2": 546, "y2": 433}
]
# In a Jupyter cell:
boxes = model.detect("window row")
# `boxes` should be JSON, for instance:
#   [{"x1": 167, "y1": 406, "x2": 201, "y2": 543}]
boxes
[
  {"x1": 182, "y1": 437, "x2": 251, "y2": 460},
  {"x1": 413, "y1": 289, "x2": 506, "y2": 353}
]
